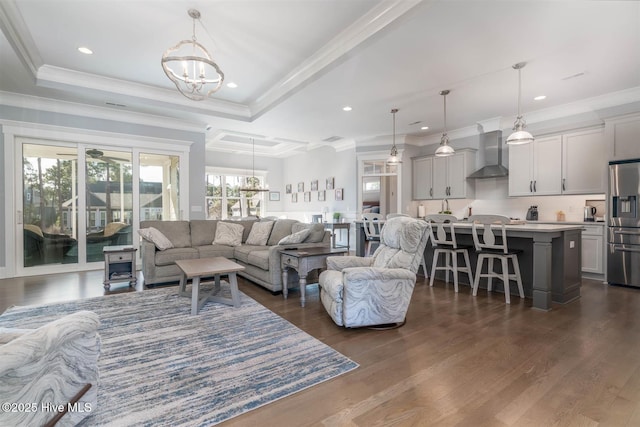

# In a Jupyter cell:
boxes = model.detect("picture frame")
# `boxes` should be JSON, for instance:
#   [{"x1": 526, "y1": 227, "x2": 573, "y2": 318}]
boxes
[
  {"x1": 269, "y1": 191, "x2": 280, "y2": 201},
  {"x1": 318, "y1": 190, "x2": 325, "y2": 201},
  {"x1": 285, "y1": 184, "x2": 292, "y2": 194},
  {"x1": 335, "y1": 188, "x2": 343, "y2": 201},
  {"x1": 298, "y1": 182, "x2": 304, "y2": 192},
  {"x1": 311, "y1": 179, "x2": 318, "y2": 191},
  {"x1": 304, "y1": 192, "x2": 311, "y2": 202},
  {"x1": 326, "y1": 177, "x2": 334, "y2": 190},
  {"x1": 292, "y1": 193, "x2": 298, "y2": 203}
]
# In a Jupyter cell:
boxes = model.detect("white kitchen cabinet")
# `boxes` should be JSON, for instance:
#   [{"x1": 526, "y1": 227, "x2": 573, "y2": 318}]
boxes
[
  {"x1": 412, "y1": 156, "x2": 434, "y2": 200},
  {"x1": 412, "y1": 150, "x2": 475, "y2": 200},
  {"x1": 562, "y1": 127, "x2": 606, "y2": 194},
  {"x1": 581, "y1": 224, "x2": 604, "y2": 276},
  {"x1": 606, "y1": 113, "x2": 640, "y2": 161},
  {"x1": 508, "y1": 135, "x2": 562, "y2": 196}
]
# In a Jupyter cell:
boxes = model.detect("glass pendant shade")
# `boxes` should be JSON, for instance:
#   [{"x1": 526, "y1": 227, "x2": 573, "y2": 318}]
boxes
[
  {"x1": 240, "y1": 139, "x2": 269, "y2": 192},
  {"x1": 386, "y1": 108, "x2": 402, "y2": 165},
  {"x1": 435, "y1": 90, "x2": 455, "y2": 157},
  {"x1": 506, "y1": 62, "x2": 534, "y2": 145}
]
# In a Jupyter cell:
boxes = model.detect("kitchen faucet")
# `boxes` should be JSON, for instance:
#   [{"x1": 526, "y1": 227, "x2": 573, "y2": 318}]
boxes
[{"x1": 441, "y1": 198, "x2": 450, "y2": 213}]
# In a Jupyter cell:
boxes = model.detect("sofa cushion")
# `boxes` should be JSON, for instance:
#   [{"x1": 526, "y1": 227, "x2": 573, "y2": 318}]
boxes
[
  {"x1": 278, "y1": 229, "x2": 310, "y2": 245},
  {"x1": 213, "y1": 222, "x2": 244, "y2": 246},
  {"x1": 245, "y1": 221, "x2": 274, "y2": 246},
  {"x1": 222, "y1": 220, "x2": 257, "y2": 243},
  {"x1": 138, "y1": 227, "x2": 174, "y2": 251},
  {"x1": 140, "y1": 220, "x2": 191, "y2": 248},
  {"x1": 247, "y1": 250, "x2": 270, "y2": 270},
  {"x1": 0, "y1": 328, "x2": 33, "y2": 344},
  {"x1": 234, "y1": 245, "x2": 268, "y2": 264},
  {"x1": 190, "y1": 220, "x2": 218, "y2": 247},
  {"x1": 154, "y1": 247, "x2": 199, "y2": 266},
  {"x1": 292, "y1": 223, "x2": 325, "y2": 243},
  {"x1": 195, "y1": 244, "x2": 235, "y2": 260},
  {"x1": 267, "y1": 219, "x2": 300, "y2": 246}
]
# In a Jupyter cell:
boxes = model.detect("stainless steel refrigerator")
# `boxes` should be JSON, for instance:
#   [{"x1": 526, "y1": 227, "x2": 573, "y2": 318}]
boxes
[{"x1": 608, "y1": 159, "x2": 640, "y2": 287}]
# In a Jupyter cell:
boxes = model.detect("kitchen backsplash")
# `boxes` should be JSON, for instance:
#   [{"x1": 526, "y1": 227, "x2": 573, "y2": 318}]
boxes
[{"x1": 409, "y1": 177, "x2": 606, "y2": 222}]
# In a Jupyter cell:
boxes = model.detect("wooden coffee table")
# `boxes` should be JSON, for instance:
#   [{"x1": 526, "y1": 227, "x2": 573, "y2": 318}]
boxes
[
  {"x1": 176, "y1": 257, "x2": 245, "y2": 315},
  {"x1": 280, "y1": 247, "x2": 347, "y2": 307}
]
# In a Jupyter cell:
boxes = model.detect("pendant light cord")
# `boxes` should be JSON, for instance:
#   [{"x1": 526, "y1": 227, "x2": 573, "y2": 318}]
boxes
[{"x1": 517, "y1": 67, "x2": 522, "y2": 118}]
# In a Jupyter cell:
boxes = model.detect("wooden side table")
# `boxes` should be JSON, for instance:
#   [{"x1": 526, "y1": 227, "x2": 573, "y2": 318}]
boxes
[
  {"x1": 103, "y1": 245, "x2": 137, "y2": 290},
  {"x1": 280, "y1": 247, "x2": 347, "y2": 307}
]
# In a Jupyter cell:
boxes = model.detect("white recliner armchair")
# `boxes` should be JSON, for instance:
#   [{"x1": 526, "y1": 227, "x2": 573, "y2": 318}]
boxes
[
  {"x1": 319, "y1": 216, "x2": 429, "y2": 328},
  {"x1": 0, "y1": 310, "x2": 101, "y2": 427}
]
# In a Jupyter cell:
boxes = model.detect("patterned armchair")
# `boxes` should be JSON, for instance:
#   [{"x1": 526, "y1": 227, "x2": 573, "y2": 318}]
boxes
[
  {"x1": 0, "y1": 310, "x2": 100, "y2": 427},
  {"x1": 318, "y1": 216, "x2": 429, "y2": 328}
]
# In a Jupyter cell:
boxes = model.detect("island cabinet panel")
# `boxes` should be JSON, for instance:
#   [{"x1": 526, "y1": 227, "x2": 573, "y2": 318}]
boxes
[
  {"x1": 412, "y1": 149, "x2": 475, "y2": 201},
  {"x1": 606, "y1": 113, "x2": 640, "y2": 161},
  {"x1": 509, "y1": 135, "x2": 562, "y2": 196},
  {"x1": 562, "y1": 127, "x2": 606, "y2": 194},
  {"x1": 581, "y1": 224, "x2": 605, "y2": 275}
]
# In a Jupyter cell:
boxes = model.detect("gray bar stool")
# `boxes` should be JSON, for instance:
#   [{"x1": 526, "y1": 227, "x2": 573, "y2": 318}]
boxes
[
  {"x1": 424, "y1": 214, "x2": 473, "y2": 292},
  {"x1": 469, "y1": 214, "x2": 524, "y2": 304}
]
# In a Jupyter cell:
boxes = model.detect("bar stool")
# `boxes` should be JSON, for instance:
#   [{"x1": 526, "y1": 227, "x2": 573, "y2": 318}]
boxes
[
  {"x1": 469, "y1": 214, "x2": 524, "y2": 304},
  {"x1": 424, "y1": 214, "x2": 473, "y2": 292},
  {"x1": 362, "y1": 213, "x2": 383, "y2": 257}
]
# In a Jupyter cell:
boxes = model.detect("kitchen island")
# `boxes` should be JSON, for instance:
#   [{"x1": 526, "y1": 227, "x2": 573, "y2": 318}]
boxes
[{"x1": 354, "y1": 220, "x2": 583, "y2": 311}]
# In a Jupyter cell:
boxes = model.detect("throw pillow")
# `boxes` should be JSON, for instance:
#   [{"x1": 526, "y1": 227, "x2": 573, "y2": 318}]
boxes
[
  {"x1": 246, "y1": 221, "x2": 274, "y2": 246},
  {"x1": 278, "y1": 229, "x2": 310, "y2": 245},
  {"x1": 138, "y1": 227, "x2": 174, "y2": 251},
  {"x1": 292, "y1": 223, "x2": 325, "y2": 243},
  {"x1": 213, "y1": 221, "x2": 244, "y2": 247}
]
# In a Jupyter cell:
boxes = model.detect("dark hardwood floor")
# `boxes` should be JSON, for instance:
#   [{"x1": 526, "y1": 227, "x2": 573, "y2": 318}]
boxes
[{"x1": 1, "y1": 271, "x2": 639, "y2": 426}]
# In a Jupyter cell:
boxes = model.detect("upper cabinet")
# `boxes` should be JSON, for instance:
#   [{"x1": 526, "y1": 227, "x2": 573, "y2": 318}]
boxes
[
  {"x1": 508, "y1": 135, "x2": 562, "y2": 196},
  {"x1": 606, "y1": 113, "x2": 640, "y2": 161},
  {"x1": 562, "y1": 128, "x2": 606, "y2": 194},
  {"x1": 413, "y1": 149, "x2": 476, "y2": 200},
  {"x1": 508, "y1": 127, "x2": 606, "y2": 196}
]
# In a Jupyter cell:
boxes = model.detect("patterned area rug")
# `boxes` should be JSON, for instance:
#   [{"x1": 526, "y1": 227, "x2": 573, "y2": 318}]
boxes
[{"x1": 0, "y1": 285, "x2": 358, "y2": 426}]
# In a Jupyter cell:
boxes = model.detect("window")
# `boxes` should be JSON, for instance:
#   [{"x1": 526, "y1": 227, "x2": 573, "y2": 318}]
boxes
[{"x1": 206, "y1": 173, "x2": 266, "y2": 219}]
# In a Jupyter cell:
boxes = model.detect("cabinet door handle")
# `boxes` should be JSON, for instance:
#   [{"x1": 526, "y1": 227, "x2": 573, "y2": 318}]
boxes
[
  {"x1": 562, "y1": 178, "x2": 566, "y2": 191},
  {"x1": 533, "y1": 180, "x2": 537, "y2": 192},
  {"x1": 430, "y1": 188, "x2": 433, "y2": 197},
  {"x1": 529, "y1": 181, "x2": 533, "y2": 192}
]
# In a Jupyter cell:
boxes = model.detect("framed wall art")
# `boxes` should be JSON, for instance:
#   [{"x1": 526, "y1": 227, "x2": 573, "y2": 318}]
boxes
[
  {"x1": 311, "y1": 179, "x2": 318, "y2": 191},
  {"x1": 285, "y1": 184, "x2": 292, "y2": 194},
  {"x1": 335, "y1": 188, "x2": 343, "y2": 201},
  {"x1": 298, "y1": 182, "x2": 304, "y2": 192},
  {"x1": 292, "y1": 193, "x2": 298, "y2": 203},
  {"x1": 326, "y1": 177, "x2": 334, "y2": 190},
  {"x1": 318, "y1": 190, "x2": 326, "y2": 201},
  {"x1": 304, "y1": 192, "x2": 311, "y2": 202},
  {"x1": 269, "y1": 191, "x2": 280, "y2": 201}
]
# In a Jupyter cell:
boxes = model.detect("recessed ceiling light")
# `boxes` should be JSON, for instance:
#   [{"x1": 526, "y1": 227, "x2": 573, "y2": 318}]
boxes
[
  {"x1": 342, "y1": 106, "x2": 353, "y2": 112},
  {"x1": 421, "y1": 126, "x2": 429, "y2": 130},
  {"x1": 78, "y1": 46, "x2": 93, "y2": 55},
  {"x1": 534, "y1": 95, "x2": 546, "y2": 101},
  {"x1": 226, "y1": 82, "x2": 238, "y2": 88}
]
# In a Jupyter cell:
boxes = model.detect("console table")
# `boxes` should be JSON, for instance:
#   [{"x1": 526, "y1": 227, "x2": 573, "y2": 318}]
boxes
[{"x1": 324, "y1": 222, "x2": 350, "y2": 251}]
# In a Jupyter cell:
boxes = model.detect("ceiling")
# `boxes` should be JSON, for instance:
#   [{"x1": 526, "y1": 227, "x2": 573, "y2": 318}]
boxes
[{"x1": 1, "y1": 0, "x2": 639, "y2": 157}]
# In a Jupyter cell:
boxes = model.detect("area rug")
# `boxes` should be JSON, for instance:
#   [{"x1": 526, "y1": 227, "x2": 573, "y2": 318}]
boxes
[{"x1": 0, "y1": 285, "x2": 358, "y2": 426}]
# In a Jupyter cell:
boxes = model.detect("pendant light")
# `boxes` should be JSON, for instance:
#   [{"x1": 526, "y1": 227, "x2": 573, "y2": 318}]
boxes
[
  {"x1": 239, "y1": 139, "x2": 268, "y2": 192},
  {"x1": 506, "y1": 62, "x2": 535, "y2": 145},
  {"x1": 435, "y1": 90, "x2": 455, "y2": 157},
  {"x1": 386, "y1": 108, "x2": 402, "y2": 165}
]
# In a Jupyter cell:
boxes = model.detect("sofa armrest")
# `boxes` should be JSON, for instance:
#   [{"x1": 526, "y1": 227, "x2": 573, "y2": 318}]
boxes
[
  {"x1": 326, "y1": 256, "x2": 373, "y2": 271},
  {"x1": 140, "y1": 240, "x2": 157, "y2": 282},
  {"x1": 0, "y1": 311, "x2": 101, "y2": 427}
]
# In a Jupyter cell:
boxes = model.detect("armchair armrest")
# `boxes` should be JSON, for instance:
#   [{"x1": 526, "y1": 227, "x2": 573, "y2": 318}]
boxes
[{"x1": 326, "y1": 256, "x2": 373, "y2": 271}]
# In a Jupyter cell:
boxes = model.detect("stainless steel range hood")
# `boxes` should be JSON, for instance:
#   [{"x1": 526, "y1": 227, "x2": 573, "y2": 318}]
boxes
[{"x1": 467, "y1": 130, "x2": 509, "y2": 179}]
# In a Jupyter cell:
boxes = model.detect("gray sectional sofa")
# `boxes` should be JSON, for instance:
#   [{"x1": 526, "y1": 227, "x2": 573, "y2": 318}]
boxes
[{"x1": 140, "y1": 219, "x2": 331, "y2": 292}]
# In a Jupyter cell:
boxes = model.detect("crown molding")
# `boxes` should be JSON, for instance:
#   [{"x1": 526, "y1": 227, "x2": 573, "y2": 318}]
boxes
[
  {"x1": 0, "y1": 90, "x2": 204, "y2": 133},
  {"x1": 0, "y1": 0, "x2": 41, "y2": 77},
  {"x1": 248, "y1": 0, "x2": 423, "y2": 120}
]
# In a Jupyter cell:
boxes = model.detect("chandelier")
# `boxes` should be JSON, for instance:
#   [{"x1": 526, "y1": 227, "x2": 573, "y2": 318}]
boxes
[
  {"x1": 506, "y1": 62, "x2": 535, "y2": 145},
  {"x1": 240, "y1": 139, "x2": 269, "y2": 193},
  {"x1": 386, "y1": 108, "x2": 402, "y2": 165},
  {"x1": 435, "y1": 90, "x2": 455, "y2": 157},
  {"x1": 161, "y1": 9, "x2": 224, "y2": 101}
]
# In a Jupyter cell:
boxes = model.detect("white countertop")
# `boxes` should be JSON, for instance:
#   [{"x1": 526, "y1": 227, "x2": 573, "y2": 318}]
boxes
[{"x1": 452, "y1": 222, "x2": 585, "y2": 232}]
